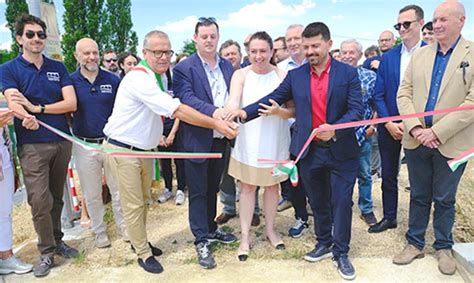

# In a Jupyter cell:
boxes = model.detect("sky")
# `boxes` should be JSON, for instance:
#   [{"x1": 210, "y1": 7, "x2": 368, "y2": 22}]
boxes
[{"x1": 0, "y1": 0, "x2": 473, "y2": 60}]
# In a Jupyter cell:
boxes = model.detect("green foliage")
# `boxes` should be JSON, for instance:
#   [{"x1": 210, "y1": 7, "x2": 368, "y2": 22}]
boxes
[
  {"x1": 4, "y1": 0, "x2": 29, "y2": 55},
  {"x1": 0, "y1": 49, "x2": 17, "y2": 64},
  {"x1": 61, "y1": 0, "x2": 138, "y2": 72},
  {"x1": 394, "y1": 37, "x2": 402, "y2": 47},
  {"x1": 181, "y1": 39, "x2": 196, "y2": 55}
]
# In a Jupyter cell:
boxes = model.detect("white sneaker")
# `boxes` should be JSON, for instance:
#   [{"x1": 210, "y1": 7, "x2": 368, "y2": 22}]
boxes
[
  {"x1": 95, "y1": 232, "x2": 111, "y2": 248},
  {"x1": 175, "y1": 190, "x2": 186, "y2": 205},
  {"x1": 0, "y1": 255, "x2": 33, "y2": 275},
  {"x1": 158, "y1": 190, "x2": 173, "y2": 203}
]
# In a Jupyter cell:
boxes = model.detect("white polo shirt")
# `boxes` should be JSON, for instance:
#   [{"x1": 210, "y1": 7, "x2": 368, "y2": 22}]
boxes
[{"x1": 103, "y1": 64, "x2": 181, "y2": 150}]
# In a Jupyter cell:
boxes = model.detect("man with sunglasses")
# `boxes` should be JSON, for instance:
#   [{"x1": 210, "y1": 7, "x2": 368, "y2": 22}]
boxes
[
  {"x1": 70, "y1": 38, "x2": 127, "y2": 249},
  {"x1": 273, "y1": 36, "x2": 290, "y2": 64},
  {"x1": 0, "y1": 14, "x2": 78, "y2": 277},
  {"x1": 102, "y1": 49, "x2": 120, "y2": 76},
  {"x1": 396, "y1": 1, "x2": 472, "y2": 275},
  {"x1": 173, "y1": 17, "x2": 237, "y2": 269},
  {"x1": 371, "y1": 4, "x2": 426, "y2": 234}
]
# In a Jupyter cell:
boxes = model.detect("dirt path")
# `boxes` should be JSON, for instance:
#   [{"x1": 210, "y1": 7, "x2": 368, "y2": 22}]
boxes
[{"x1": 3, "y1": 163, "x2": 473, "y2": 282}]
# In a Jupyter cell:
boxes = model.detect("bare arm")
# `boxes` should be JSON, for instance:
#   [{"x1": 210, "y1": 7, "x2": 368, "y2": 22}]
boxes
[
  {"x1": 224, "y1": 68, "x2": 247, "y2": 112},
  {"x1": 173, "y1": 104, "x2": 238, "y2": 139},
  {"x1": 8, "y1": 85, "x2": 77, "y2": 114}
]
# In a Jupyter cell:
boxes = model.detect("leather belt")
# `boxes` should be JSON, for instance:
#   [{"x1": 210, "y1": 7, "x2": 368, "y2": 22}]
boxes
[{"x1": 106, "y1": 137, "x2": 146, "y2": 151}]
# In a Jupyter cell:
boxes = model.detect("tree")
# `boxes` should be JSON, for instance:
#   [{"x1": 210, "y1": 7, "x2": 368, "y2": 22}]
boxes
[
  {"x1": 61, "y1": 0, "x2": 138, "y2": 72},
  {"x1": 181, "y1": 39, "x2": 196, "y2": 55},
  {"x1": 4, "y1": 0, "x2": 29, "y2": 55},
  {"x1": 102, "y1": 0, "x2": 138, "y2": 54}
]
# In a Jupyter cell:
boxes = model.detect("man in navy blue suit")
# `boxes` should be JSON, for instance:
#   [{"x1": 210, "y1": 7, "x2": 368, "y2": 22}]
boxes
[
  {"x1": 371, "y1": 4, "x2": 425, "y2": 233},
  {"x1": 232, "y1": 22, "x2": 363, "y2": 281},
  {"x1": 173, "y1": 18, "x2": 237, "y2": 270}
]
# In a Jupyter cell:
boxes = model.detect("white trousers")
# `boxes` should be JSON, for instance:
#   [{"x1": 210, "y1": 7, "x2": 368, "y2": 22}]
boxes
[
  {"x1": 0, "y1": 145, "x2": 14, "y2": 251},
  {"x1": 73, "y1": 144, "x2": 125, "y2": 234}
]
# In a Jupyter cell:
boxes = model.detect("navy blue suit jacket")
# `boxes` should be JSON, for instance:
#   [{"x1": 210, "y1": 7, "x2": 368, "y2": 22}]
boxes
[
  {"x1": 243, "y1": 59, "x2": 363, "y2": 161},
  {"x1": 374, "y1": 42, "x2": 426, "y2": 118},
  {"x1": 173, "y1": 53, "x2": 234, "y2": 162}
]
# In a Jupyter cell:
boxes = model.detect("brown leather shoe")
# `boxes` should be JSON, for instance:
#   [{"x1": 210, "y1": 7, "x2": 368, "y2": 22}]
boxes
[
  {"x1": 215, "y1": 213, "x2": 236, "y2": 225},
  {"x1": 393, "y1": 244, "x2": 424, "y2": 265},
  {"x1": 436, "y1": 249, "x2": 456, "y2": 275},
  {"x1": 251, "y1": 214, "x2": 260, "y2": 227}
]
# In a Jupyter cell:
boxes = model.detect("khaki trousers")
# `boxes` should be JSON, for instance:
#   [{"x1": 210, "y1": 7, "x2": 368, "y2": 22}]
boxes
[{"x1": 102, "y1": 141, "x2": 153, "y2": 259}]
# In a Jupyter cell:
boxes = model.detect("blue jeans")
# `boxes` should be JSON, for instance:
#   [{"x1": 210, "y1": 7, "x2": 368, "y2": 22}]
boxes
[
  {"x1": 405, "y1": 146, "x2": 466, "y2": 250},
  {"x1": 357, "y1": 137, "x2": 373, "y2": 215}
]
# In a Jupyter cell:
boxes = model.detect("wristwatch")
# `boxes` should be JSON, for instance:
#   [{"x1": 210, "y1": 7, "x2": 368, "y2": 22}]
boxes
[{"x1": 40, "y1": 104, "x2": 45, "y2": 114}]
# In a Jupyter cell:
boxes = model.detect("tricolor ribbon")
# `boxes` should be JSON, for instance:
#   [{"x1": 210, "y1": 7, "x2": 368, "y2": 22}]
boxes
[
  {"x1": 259, "y1": 105, "x2": 474, "y2": 185},
  {"x1": 13, "y1": 110, "x2": 222, "y2": 159}
]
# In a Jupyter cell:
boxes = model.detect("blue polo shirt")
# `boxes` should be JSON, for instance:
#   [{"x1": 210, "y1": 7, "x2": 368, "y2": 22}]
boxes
[
  {"x1": 71, "y1": 69, "x2": 120, "y2": 138},
  {"x1": 0, "y1": 55, "x2": 73, "y2": 145}
]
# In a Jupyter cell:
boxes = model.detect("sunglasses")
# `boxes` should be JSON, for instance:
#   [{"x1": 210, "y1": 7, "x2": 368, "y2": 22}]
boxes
[
  {"x1": 393, "y1": 20, "x2": 417, "y2": 31},
  {"x1": 198, "y1": 17, "x2": 217, "y2": 23},
  {"x1": 104, "y1": 58, "x2": 118, "y2": 63},
  {"x1": 24, "y1": 30, "x2": 47, "y2": 40},
  {"x1": 146, "y1": 49, "x2": 175, "y2": 58}
]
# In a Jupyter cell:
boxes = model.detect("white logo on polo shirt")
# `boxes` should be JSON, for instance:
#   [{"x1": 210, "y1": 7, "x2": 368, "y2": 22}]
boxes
[
  {"x1": 100, "y1": 84, "x2": 113, "y2": 93},
  {"x1": 46, "y1": 72, "x2": 60, "y2": 81}
]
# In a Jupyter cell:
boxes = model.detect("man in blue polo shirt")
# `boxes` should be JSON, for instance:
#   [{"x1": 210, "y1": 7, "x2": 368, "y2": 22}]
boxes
[
  {"x1": 0, "y1": 14, "x2": 78, "y2": 278},
  {"x1": 70, "y1": 38, "x2": 127, "y2": 249}
]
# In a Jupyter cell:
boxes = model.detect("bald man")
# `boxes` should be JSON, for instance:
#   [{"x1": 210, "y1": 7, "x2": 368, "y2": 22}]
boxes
[
  {"x1": 395, "y1": 1, "x2": 473, "y2": 275},
  {"x1": 363, "y1": 31, "x2": 396, "y2": 71},
  {"x1": 70, "y1": 38, "x2": 127, "y2": 249}
]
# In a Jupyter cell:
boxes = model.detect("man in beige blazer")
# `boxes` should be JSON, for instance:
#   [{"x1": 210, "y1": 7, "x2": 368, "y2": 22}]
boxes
[{"x1": 394, "y1": 1, "x2": 473, "y2": 276}]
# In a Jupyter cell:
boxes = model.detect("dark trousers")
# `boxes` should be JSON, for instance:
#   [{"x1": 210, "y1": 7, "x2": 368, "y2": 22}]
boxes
[
  {"x1": 405, "y1": 146, "x2": 466, "y2": 250},
  {"x1": 19, "y1": 141, "x2": 71, "y2": 255},
  {"x1": 158, "y1": 142, "x2": 186, "y2": 191},
  {"x1": 281, "y1": 159, "x2": 309, "y2": 222},
  {"x1": 185, "y1": 139, "x2": 227, "y2": 245},
  {"x1": 300, "y1": 145, "x2": 358, "y2": 257},
  {"x1": 378, "y1": 125, "x2": 402, "y2": 221}
]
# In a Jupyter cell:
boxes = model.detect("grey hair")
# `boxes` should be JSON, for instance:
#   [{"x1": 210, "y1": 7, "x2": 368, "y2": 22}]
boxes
[
  {"x1": 287, "y1": 24, "x2": 304, "y2": 32},
  {"x1": 143, "y1": 30, "x2": 169, "y2": 48},
  {"x1": 340, "y1": 38, "x2": 363, "y2": 54}
]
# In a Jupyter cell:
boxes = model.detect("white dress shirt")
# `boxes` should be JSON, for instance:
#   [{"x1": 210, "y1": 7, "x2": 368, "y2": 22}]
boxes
[{"x1": 103, "y1": 64, "x2": 181, "y2": 150}]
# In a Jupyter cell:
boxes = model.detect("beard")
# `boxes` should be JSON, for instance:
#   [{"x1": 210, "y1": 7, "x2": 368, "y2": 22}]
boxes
[{"x1": 82, "y1": 63, "x2": 99, "y2": 72}]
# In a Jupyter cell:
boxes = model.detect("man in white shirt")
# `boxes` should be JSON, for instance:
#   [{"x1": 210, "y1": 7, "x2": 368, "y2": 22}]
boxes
[{"x1": 102, "y1": 30, "x2": 237, "y2": 274}]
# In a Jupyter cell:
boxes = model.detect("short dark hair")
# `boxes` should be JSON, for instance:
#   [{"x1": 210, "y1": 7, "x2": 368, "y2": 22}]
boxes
[
  {"x1": 15, "y1": 14, "x2": 47, "y2": 37},
  {"x1": 194, "y1": 18, "x2": 219, "y2": 35},
  {"x1": 103, "y1": 49, "x2": 116, "y2": 56},
  {"x1": 330, "y1": 49, "x2": 340, "y2": 56},
  {"x1": 422, "y1": 21, "x2": 433, "y2": 32},
  {"x1": 302, "y1": 22, "x2": 331, "y2": 41},
  {"x1": 399, "y1": 4, "x2": 424, "y2": 21},
  {"x1": 274, "y1": 36, "x2": 287, "y2": 49},
  {"x1": 219, "y1": 40, "x2": 241, "y2": 56},
  {"x1": 364, "y1": 45, "x2": 381, "y2": 57}
]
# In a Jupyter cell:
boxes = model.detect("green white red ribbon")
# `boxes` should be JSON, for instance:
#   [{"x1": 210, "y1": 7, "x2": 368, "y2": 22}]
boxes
[
  {"x1": 448, "y1": 147, "x2": 474, "y2": 172},
  {"x1": 17, "y1": 112, "x2": 222, "y2": 159},
  {"x1": 259, "y1": 105, "x2": 474, "y2": 185}
]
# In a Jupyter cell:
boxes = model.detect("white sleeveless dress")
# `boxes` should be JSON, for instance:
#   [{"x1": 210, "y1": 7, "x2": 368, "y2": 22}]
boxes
[{"x1": 228, "y1": 69, "x2": 290, "y2": 186}]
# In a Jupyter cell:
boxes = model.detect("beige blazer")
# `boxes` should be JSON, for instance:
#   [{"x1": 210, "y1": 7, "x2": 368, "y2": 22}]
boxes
[{"x1": 397, "y1": 36, "x2": 474, "y2": 158}]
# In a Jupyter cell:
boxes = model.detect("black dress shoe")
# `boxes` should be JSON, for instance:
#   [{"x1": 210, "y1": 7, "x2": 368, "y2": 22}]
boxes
[
  {"x1": 368, "y1": 218, "x2": 397, "y2": 233},
  {"x1": 137, "y1": 256, "x2": 163, "y2": 274},
  {"x1": 131, "y1": 242, "x2": 163, "y2": 256}
]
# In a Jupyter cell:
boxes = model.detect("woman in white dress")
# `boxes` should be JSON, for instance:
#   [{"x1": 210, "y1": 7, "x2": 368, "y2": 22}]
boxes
[
  {"x1": 0, "y1": 109, "x2": 33, "y2": 275},
  {"x1": 224, "y1": 32, "x2": 294, "y2": 261}
]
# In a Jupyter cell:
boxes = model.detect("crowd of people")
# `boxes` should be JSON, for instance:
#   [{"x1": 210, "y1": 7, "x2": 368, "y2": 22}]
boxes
[{"x1": 0, "y1": 0, "x2": 472, "y2": 280}]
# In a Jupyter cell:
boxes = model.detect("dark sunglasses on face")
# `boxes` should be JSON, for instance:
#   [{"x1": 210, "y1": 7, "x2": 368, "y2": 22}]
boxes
[
  {"x1": 105, "y1": 58, "x2": 118, "y2": 63},
  {"x1": 25, "y1": 30, "x2": 47, "y2": 40},
  {"x1": 393, "y1": 20, "x2": 417, "y2": 31},
  {"x1": 198, "y1": 17, "x2": 217, "y2": 23}
]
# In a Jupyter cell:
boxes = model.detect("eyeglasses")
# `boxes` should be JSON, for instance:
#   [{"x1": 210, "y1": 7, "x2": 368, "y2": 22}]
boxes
[
  {"x1": 24, "y1": 30, "x2": 47, "y2": 40},
  {"x1": 146, "y1": 49, "x2": 175, "y2": 58},
  {"x1": 198, "y1": 17, "x2": 217, "y2": 23},
  {"x1": 393, "y1": 20, "x2": 417, "y2": 31},
  {"x1": 104, "y1": 58, "x2": 118, "y2": 63}
]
